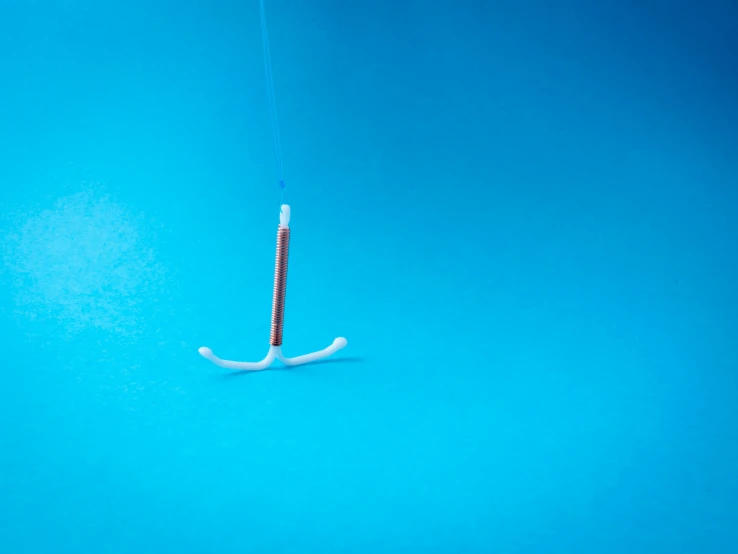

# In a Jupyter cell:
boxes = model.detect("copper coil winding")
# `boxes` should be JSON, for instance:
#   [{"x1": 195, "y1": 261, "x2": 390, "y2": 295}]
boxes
[{"x1": 270, "y1": 227, "x2": 290, "y2": 346}]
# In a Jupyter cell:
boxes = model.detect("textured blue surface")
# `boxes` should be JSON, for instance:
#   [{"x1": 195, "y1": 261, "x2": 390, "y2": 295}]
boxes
[{"x1": 1, "y1": 1, "x2": 737, "y2": 552}]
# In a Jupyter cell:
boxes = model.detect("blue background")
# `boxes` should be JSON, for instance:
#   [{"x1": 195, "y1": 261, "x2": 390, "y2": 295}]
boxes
[{"x1": 1, "y1": 1, "x2": 737, "y2": 552}]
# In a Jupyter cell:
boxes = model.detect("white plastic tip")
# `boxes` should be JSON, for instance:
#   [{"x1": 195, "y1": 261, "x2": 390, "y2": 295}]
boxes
[
  {"x1": 334, "y1": 337, "x2": 348, "y2": 349},
  {"x1": 280, "y1": 204, "x2": 291, "y2": 228},
  {"x1": 198, "y1": 346, "x2": 213, "y2": 357}
]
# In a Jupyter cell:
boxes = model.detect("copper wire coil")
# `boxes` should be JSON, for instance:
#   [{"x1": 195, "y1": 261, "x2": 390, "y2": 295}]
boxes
[{"x1": 270, "y1": 227, "x2": 290, "y2": 346}]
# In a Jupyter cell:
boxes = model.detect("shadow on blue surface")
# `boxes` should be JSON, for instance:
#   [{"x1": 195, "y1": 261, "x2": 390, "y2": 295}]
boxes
[{"x1": 216, "y1": 356, "x2": 367, "y2": 379}]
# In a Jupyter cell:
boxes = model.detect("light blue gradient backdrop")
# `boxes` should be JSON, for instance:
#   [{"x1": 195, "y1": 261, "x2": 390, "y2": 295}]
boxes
[{"x1": 1, "y1": 1, "x2": 737, "y2": 552}]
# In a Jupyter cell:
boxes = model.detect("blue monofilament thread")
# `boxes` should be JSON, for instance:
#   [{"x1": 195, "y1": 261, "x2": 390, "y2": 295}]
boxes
[{"x1": 259, "y1": 0, "x2": 289, "y2": 205}]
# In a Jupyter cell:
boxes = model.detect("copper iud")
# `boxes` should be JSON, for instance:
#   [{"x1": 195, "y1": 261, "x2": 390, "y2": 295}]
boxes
[{"x1": 198, "y1": 204, "x2": 347, "y2": 370}]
